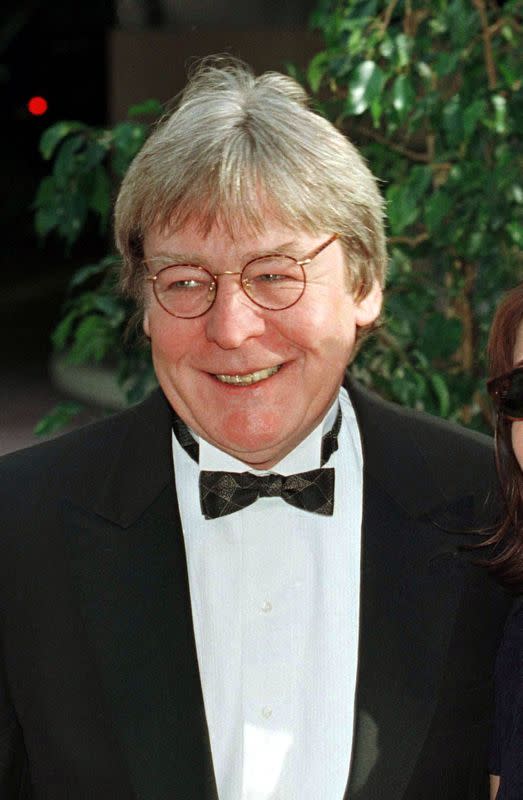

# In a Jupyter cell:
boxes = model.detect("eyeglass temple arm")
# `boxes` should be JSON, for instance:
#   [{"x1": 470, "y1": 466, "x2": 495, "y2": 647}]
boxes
[{"x1": 297, "y1": 233, "x2": 339, "y2": 266}]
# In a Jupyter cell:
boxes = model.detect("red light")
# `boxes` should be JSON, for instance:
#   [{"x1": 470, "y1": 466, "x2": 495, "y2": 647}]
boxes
[{"x1": 28, "y1": 96, "x2": 48, "y2": 116}]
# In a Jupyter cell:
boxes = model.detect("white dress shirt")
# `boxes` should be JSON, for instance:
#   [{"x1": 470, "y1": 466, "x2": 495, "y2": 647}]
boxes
[{"x1": 172, "y1": 387, "x2": 363, "y2": 800}]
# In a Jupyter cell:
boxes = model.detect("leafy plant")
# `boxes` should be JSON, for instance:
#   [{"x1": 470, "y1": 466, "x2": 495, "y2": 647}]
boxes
[
  {"x1": 34, "y1": 100, "x2": 161, "y2": 433},
  {"x1": 302, "y1": 0, "x2": 522, "y2": 430},
  {"x1": 34, "y1": 2, "x2": 522, "y2": 434}
]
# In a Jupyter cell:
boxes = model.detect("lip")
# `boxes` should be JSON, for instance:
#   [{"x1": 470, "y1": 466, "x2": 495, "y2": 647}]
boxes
[
  {"x1": 205, "y1": 363, "x2": 285, "y2": 387},
  {"x1": 216, "y1": 370, "x2": 278, "y2": 387},
  {"x1": 213, "y1": 365, "x2": 281, "y2": 376}
]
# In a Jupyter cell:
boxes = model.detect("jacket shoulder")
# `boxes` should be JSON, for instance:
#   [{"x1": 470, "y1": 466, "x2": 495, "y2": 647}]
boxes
[
  {"x1": 0, "y1": 389, "x2": 170, "y2": 494},
  {"x1": 346, "y1": 376, "x2": 497, "y2": 518}
]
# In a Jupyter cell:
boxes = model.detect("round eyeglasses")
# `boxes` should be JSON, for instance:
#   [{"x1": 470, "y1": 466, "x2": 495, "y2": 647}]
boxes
[{"x1": 144, "y1": 234, "x2": 339, "y2": 319}]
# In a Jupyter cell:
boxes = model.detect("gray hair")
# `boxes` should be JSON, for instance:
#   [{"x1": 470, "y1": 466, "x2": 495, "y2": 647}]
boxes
[{"x1": 114, "y1": 57, "x2": 387, "y2": 308}]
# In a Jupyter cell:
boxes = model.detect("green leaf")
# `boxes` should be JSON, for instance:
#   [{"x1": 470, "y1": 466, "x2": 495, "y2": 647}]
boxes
[
  {"x1": 112, "y1": 121, "x2": 148, "y2": 177},
  {"x1": 429, "y1": 15, "x2": 447, "y2": 35},
  {"x1": 57, "y1": 193, "x2": 88, "y2": 247},
  {"x1": 34, "y1": 206, "x2": 58, "y2": 238},
  {"x1": 506, "y1": 221, "x2": 523, "y2": 245},
  {"x1": 379, "y1": 37, "x2": 394, "y2": 60},
  {"x1": 392, "y1": 74, "x2": 416, "y2": 116},
  {"x1": 492, "y1": 94, "x2": 508, "y2": 134},
  {"x1": 307, "y1": 51, "x2": 330, "y2": 94},
  {"x1": 51, "y1": 309, "x2": 81, "y2": 350},
  {"x1": 346, "y1": 61, "x2": 386, "y2": 115},
  {"x1": 82, "y1": 140, "x2": 108, "y2": 172},
  {"x1": 127, "y1": 99, "x2": 163, "y2": 118},
  {"x1": 434, "y1": 52, "x2": 459, "y2": 77},
  {"x1": 430, "y1": 373, "x2": 451, "y2": 417},
  {"x1": 34, "y1": 175, "x2": 57, "y2": 209},
  {"x1": 39, "y1": 121, "x2": 87, "y2": 160},
  {"x1": 347, "y1": 27, "x2": 364, "y2": 57},
  {"x1": 391, "y1": 368, "x2": 427, "y2": 408},
  {"x1": 76, "y1": 291, "x2": 102, "y2": 315},
  {"x1": 387, "y1": 166, "x2": 432, "y2": 234},
  {"x1": 67, "y1": 315, "x2": 114, "y2": 365},
  {"x1": 370, "y1": 95, "x2": 383, "y2": 126},
  {"x1": 69, "y1": 258, "x2": 115, "y2": 289},
  {"x1": 443, "y1": 94, "x2": 463, "y2": 147},
  {"x1": 416, "y1": 62, "x2": 432, "y2": 81},
  {"x1": 93, "y1": 294, "x2": 126, "y2": 323},
  {"x1": 34, "y1": 402, "x2": 84, "y2": 437},
  {"x1": 463, "y1": 99, "x2": 486, "y2": 139},
  {"x1": 425, "y1": 191, "x2": 451, "y2": 234},
  {"x1": 387, "y1": 185, "x2": 419, "y2": 233},
  {"x1": 52, "y1": 135, "x2": 84, "y2": 187},
  {"x1": 354, "y1": 0, "x2": 379, "y2": 21},
  {"x1": 121, "y1": 358, "x2": 157, "y2": 405},
  {"x1": 419, "y1": 314, "x2": 463, "y2": 360},
  {"x1": 88, "y1": 165, "x2": 111, "y2": 224},
  {"x1": 394, "y1": 33, "x2": 411, "y2": 69},
  {"x1": 498, "y1": 62, "x2": 518, "y2": 90}
]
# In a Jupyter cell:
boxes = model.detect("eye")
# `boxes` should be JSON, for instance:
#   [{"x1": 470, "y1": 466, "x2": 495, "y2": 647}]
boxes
[
  {"x1": 166, "y1": 278, "x2": 204, "y2": 291},
  {"x1": 157, "y1": 265, "x2": 213, "y2": 293},
  {"x1": 252, "y1": 273, "x2": 292, "y2": 283},
  {"x1": 244, "y1": 256, "x2": 303, "y2": 282}
]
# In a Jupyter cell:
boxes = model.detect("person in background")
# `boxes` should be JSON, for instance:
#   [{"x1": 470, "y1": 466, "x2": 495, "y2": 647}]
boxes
[
  {"x1": 487, "y1": 283, "x2": 523, "y2": 800},
  {"x1": 0, "y1": 58, "x2": 511, "y2": 799}
]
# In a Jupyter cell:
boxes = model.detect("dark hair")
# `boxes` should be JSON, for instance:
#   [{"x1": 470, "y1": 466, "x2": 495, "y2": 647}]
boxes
[{"x1": 483, "y1": 283, "x2": 523, "y2": 589}]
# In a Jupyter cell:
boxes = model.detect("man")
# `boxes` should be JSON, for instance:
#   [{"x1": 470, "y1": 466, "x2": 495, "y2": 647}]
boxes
[{"x1": 0, "y1": 60, "x2": 510, "y2": 799}]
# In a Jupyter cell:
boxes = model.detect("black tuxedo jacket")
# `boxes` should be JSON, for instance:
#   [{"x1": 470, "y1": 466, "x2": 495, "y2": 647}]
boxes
[{"x1": 0, "y1": 378, "x2": 510, "y2": 799}]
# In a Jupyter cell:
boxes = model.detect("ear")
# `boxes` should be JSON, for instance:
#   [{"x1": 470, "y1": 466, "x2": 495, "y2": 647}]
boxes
[{"x1": 354, "y1": 280, "x2": 383, "y2": 327}]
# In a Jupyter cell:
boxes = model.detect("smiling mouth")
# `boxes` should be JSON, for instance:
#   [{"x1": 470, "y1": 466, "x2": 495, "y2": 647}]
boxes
[{"x1": 214, "y1": 365, "x2": 282, "y2": 386}]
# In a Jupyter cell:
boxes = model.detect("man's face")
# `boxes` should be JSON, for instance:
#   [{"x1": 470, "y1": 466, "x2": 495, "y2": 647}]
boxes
[
  {"x1": 143, "y1": 218, "x2": 382, "y2": 468},
  {"x1": 511, "y1": 320, "x2": 523, "y2": 471}
]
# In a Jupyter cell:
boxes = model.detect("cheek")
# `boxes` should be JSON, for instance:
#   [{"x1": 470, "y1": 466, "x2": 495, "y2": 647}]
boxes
[
  {"x1": 146, "y1": 311, "x2": 198, "y2": 364},
  {"x1": 277, "y1": 294, "x2": 355, "y2": 354},
  {"x1": 511, "y1": 421, "x2": 523, "y2": 472}
]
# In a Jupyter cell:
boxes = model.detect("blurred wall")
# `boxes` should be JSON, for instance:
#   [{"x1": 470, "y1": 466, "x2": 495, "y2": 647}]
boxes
[{"x1": 109, "y1": 27, "x2": 322, "y2": 121}]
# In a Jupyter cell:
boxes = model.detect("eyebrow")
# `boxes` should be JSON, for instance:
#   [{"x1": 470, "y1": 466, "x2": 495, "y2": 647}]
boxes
[
  {"x1": 145, "y1": 252, "x2": 208, "y2": 267},
  {"x1": 145, "y1": 240, "x2": 303, "y2": 265}
]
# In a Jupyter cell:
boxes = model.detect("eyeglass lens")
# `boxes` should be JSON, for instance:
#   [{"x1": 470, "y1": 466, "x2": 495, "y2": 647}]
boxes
[
  {"x1": 496, "y1": 368, "x2": 523, "y2": 419},
  {"x1": 153, "y1": 255, "x2": 305, "y2": 318}
]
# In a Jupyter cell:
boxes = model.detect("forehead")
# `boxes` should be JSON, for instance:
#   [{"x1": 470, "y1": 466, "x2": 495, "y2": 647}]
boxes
[{"x1": 143, "y1": 216, "x2": 325, "y2": 260}]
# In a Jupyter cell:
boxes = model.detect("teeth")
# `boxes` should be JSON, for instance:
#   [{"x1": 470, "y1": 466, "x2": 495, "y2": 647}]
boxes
[{"x1": 215, "y1": 365, "x2": 280, "y2": 385}]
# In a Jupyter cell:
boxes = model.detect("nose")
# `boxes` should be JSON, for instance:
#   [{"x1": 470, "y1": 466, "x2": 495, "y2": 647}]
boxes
[{"x1": 204, "y1": 274, "x2": 266, "y2": 349}]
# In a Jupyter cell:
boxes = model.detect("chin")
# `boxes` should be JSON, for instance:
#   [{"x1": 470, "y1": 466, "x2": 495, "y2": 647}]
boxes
[
  {"x1": 206, "y1": 416, "x2": 294, "y2": 463},
  {"x1": 212, "y1": 430, "x2": 282, "y2": 459}
]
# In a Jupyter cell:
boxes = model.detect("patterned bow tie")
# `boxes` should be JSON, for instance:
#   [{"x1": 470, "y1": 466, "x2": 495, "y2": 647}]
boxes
[{"x1": 172, "y1": 407, "x2": 341, "y2": 519}]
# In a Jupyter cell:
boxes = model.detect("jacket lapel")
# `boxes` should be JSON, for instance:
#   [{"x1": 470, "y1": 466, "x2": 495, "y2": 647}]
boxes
[{"x1": 63, "y1": 389, "x2": 218, "y2": 800}]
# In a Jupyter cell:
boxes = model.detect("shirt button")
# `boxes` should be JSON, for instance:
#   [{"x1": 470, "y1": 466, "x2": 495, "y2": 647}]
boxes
[
  {"x1": 261, "y1": 600, "x2": 272, "y2": 613},
  {"x1": 261, "y1": 706, "x2": 272, "y2": 719}
]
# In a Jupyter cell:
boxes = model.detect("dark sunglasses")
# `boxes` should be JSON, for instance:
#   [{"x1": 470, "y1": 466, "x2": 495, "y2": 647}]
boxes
[{"x1": 487, "y1": 366, "x2": 523, "y2": 421}]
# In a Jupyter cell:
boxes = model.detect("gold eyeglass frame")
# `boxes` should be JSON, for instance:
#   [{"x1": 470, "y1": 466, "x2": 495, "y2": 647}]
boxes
[{"x1": 144, "y1": 233, "x2": 339, "y2": 319}]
